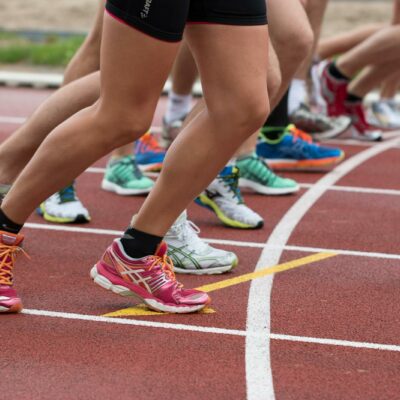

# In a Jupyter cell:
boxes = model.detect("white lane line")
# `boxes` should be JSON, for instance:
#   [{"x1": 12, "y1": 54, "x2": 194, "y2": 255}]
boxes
[
  {"x1": 246, "y1": 136, "x2": 400, "y2": 400},
  {"x1": 299, "y1": 183, "x2": 400, "y2": 196},
  {"x1": 24, "y1": 222, "x2": 400, "y2": 260},
  {"x1": 22, "y1": 308, "x2": 400, "y2": 353},
  {"x1": 0, "y1": 116, "x2": 27, "y2": 124}
]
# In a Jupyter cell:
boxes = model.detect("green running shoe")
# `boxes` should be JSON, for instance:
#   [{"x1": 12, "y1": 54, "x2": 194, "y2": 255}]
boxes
[
  {"x1": 236, "y1": 153, "x2": 299, "y2": 195},
  {"x1": 101, "y1": 156, "x2": 154, "y2": 195}
]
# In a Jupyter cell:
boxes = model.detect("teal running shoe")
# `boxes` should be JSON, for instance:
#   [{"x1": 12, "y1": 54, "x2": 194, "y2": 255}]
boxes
[
  {"x1": 236, "y1": 153, "x2": 299, "y2": 195},
  {"x1": 101, "y1": 156, "x2": 154, "y2": 195}
]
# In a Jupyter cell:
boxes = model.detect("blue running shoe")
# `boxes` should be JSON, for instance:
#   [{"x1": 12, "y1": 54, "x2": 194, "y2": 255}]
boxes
[
  {"x1": 257, "y1": 125, "x2": 345, "y2": 170},
  {"x1": 135, "y1": 132, "x2": 166, "y2": 174}
]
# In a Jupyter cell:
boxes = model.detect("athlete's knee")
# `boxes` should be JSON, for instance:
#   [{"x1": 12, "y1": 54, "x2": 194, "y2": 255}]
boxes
[{"x1": 95, "y1": 104, "x2": 152, "y2": 146}]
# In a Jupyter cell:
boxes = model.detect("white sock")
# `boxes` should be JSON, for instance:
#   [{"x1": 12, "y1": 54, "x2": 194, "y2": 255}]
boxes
[
  {"x1": 288, "y1": 79, "x2": 308, "y2": 115},
  {"x1": 165, "y1": 91, "x2": 192, "y2": 124}
]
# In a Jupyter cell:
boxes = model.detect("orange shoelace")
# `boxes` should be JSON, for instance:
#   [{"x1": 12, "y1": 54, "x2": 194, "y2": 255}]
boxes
[
  {"x1": 148, "y1": 254, "x2": 182, "y2": 287},
  {"x1": 0, "y1": 244, "x2": 29, "y2": 285},
  {"x1": 288, "y1": 125, "x2": 313, "y2": 144}
]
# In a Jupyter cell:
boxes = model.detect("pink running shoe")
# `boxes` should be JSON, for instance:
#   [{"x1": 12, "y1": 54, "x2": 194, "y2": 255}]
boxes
[
  {"x1": 320, "y1": 62, "x2": 348, "y2": 117},
  {"x1": 0, "y1": 231, "x2": 25, "y2": 313},
  {"x1": 345, "y1": 101, "x2": 382, "y2": 142},
  {"x1": 91, "y1": 240, "x2": 210, "y2": 313}
]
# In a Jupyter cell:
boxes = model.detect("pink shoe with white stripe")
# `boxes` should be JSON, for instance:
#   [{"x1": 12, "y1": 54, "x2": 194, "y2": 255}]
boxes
[{"x1": 91, "y1": 240, "x2": 210, "y2": 313}]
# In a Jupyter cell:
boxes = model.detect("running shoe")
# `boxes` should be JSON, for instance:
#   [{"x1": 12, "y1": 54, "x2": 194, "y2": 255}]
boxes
[
  {"x1": 135, "y1": 132, "x2": 166, "y2": 174},
  {"x1": 369, "y1": 100, "x2": 400, "y2": 129},
  {"x1": 290, "y1": 103, "x2": 352, "y2": 140},
  {"x1": 195, "y1": 166, "x2": 264, "y2": 229},
  {"x1": 0, "y1": 231, "x2": 25, "y2": 313},
  {"x1": 236, "y1": 153, "x2": 299, "y2": 195},
  {"x1": 320, "y1": 62, "x2": 348, "y2": 117},
  {"x1": 165, "y1": 210, "x2": 238, "y2": 275},
  {"x1": 345, "y1": 102, "x2": 382, "y2": 142},
  {"x1": 90, "y1": 240, "x2": 210, "y2": 313},
  {"x1": 257, "y1": 125, "x2": 345, "y2": 170},
  {"x1": 161, "y1": 115, "x2": 186, "y2": 148},
  {"x1": 37, "y1": 183, "x2": 91, "y2": 223},
  {"x1": 101, "y1": 155, "x2": 154, "y2": 195}
]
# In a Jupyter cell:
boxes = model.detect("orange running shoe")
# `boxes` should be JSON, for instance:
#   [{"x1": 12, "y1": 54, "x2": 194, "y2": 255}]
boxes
[{"x1": 0, "y1": 231, "x2": 25, "y2": 313}]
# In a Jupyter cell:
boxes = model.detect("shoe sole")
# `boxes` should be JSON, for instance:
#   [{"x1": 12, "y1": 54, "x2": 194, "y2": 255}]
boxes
[
  {"x1": 37, "y1": 205, "x2": 91, "y2": 224},
  {"x1": 101, "y1": 180, "x2": 153, "y2": 196},
  {"x1": 239, "y1": 178, "x2": 299, "y2": 195},
  {"x1": 0, "y1": 301, "x2": 23, "y2": 313},
  {"x1": 350, "y1": 126, "x2": 383, "y2": 142},
  {"x1": 90, "y1": 266, "x2": 208, "y2": 314},
  {"x1": 173, "y1": 257, "x2": 238, "y2": 275},
  {"x1": 265, "y1": 153, "x2": 345, "y2": 171},
  {"x1": 196, "y1": 195, "x2": 264, "y2": 230}
]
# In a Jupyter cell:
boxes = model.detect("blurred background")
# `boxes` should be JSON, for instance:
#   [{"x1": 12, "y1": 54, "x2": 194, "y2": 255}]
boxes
[{"x1": 0, "y1": 0, "x2": 394, "y2": 74}]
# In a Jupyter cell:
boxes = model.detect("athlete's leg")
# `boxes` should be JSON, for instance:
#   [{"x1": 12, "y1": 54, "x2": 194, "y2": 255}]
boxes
[
  {"x1": 317, "y1": 24, "x2": 383, "y2": 61},
  {"x1": 0, "y1": 72, "x2": 100, "y2": 185},
  {"x1": 1, "y1": 14, "x2": 180, "y2": 224},
  {"x1": 380, "y1": 70, "x2": 400, "y2": 99},
  {"x1": 63, "y1": 0, "x2": 105, "y2": 84},
  {"x1": 134, "y1": 24, "x2": 269, "y2": 235},
  {"x1": 336, "y1": 25, "x2": 400, "y2": 77}
]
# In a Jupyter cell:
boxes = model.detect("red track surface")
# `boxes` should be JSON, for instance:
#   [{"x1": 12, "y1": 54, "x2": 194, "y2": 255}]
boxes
[{"x1": 1, "y1": 87, "x2": 400, "y2": 400}]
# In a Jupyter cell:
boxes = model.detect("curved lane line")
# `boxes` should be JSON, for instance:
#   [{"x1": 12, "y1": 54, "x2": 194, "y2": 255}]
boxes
[{"x1": 245, "y1": 136, "x2": 400, "y2": 400}]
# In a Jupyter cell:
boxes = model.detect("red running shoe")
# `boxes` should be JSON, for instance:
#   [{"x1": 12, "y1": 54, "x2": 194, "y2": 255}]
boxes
[
  {"x1": 0, "y1": 231, "x2": 25, "y2": 313},
  {"x1": 320, "y1": 62, "x2": 348, "y2": 117},
  {"x1": 91, "y1": 240, "x2": 210, "y2": 313},
  {"x1": 345, "y1": 101, "x2": 382, "y2": 142}
]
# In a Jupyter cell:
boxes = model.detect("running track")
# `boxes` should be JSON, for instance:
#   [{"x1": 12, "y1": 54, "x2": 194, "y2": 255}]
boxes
[{"x1": 1, "y1": 87, "x2": 400, "y2": 400}]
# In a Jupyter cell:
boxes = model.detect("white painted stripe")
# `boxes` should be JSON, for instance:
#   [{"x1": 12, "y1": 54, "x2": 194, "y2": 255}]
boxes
[
  {"x1": 299, "y1": 183, "x2": 400, "y2": 196},
  {"x1": 21, "y1": 308, "x2": 400, "y2": 353},
  {"x1": 246, "y1": 136, "x2": 400, "y2": 400},
  {"x1": 23, "y1": 222, "x2": 400, "y2": 260},
  {"x1": 270, "y1": 333, "x2": 400, "y2": 353}
]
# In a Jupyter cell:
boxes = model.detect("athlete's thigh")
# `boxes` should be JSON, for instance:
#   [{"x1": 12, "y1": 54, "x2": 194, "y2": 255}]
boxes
[
  {"x1": 185, "y1": 0, "x2": 269, "y2": 105},
  {"x1": 99, "y1": 1, "x2": 189, "y2": 111}
]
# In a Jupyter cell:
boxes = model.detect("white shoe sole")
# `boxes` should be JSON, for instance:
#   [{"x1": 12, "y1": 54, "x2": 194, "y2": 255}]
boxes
[
  {"x1": 173, "y1": 263, "x2": 236, "y2": 275},
  {"x1": 101, "y1": 180, "x2": 153, "y2": 196},
  {"x1": 350, "y1": 126, "x2": 382, "y2": 142},
  {"x1": 239, "y1": 178, "x2": 299, "y2": 195},
  {"x1": 90, "y1": 266, "x2": 206, "y2": 314}
]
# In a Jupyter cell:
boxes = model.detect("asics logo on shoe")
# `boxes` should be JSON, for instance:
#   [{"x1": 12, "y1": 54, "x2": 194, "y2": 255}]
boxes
[{"x1": 140, "y1": 0, "x2": 153, "y2": 18}]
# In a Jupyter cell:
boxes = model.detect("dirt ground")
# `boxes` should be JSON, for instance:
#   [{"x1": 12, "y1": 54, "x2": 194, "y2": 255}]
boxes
[{"x1": 0, "y1": 1, "x2": 393, "y2": 37}]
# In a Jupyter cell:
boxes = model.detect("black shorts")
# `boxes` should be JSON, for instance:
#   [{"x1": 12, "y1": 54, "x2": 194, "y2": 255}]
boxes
[{"x1": 106, "y1": 0, "x2": 267, "y2": 42}]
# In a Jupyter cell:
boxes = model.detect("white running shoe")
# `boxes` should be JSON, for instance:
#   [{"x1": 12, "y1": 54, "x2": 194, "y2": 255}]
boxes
[
  {"x1": 37, "y1": 183, "x2": 91, "y2": 223},
  {"x1": 165, "y1": 211, "x2": 238, "y2": 275},
  {"x1": 196, "y1": 165, "x2": 264, "y2": 229},
  {"x1": 370, "y1": 100, "x2": 400, "y2": 129}
]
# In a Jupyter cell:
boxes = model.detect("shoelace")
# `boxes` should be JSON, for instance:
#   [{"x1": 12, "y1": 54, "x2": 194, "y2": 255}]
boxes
[
  {"x1": 139, "y1": 133, "x2": 165, "y2": 154},
  {"x1": 288, "y1": 125, "x2": 313, "y2": 144},
  {"x1": 58, "y1": 184, "x2": 77, "y2": 203},
  {"x1": 148, "y1": 254, "x2": 182, "y2": 288},
  {"x1": 0, "y1": 244, "x2": 29, "y2": 285},
  {"x1": 175, "y1": 220, "x2": 208, "y2": 252},
  {"x1": 117, "y1": 157, "x2": 143, "y2": 180},
  {"x1": 220, "y1": 167, "x2": 244, "y2": 203}
]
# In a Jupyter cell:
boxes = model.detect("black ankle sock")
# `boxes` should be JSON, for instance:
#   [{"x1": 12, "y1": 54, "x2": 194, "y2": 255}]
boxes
[
  {"x1": 345, "y1": 93, "x2": 363, "y2": 104},
  {"x1": 329, "y1": 62, "x2": 350, "y2": 81},
  {"x1": 0, "y1": 209, "x2": 23, "y2": 234},
  {"x1": 120, "y1": 227, "x2": 163, "y2": 259}
]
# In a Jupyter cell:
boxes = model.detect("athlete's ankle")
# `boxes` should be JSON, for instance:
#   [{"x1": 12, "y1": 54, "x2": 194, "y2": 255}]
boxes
[
  {"x1": 0, "y1": 208, "x2": 23, "y2": 234},
  {"x1": 121, "y1": 227, "x2": 163, "y2": 258}
]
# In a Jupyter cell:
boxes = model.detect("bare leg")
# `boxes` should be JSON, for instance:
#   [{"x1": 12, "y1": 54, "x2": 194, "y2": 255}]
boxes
[
  {"x1": 2, "y1": 14, "x2": 179, "y2": 224},
  {"x1": 317, "y1": 24, "x2": 383, "y2": 60},
  {"x1": 336, "y1": 26, "x2": 400, "y2": 77},
  {"x1": 380, "y1": 70, "x2": 400, "y2": 99},
  {"x1": 0, "y1": 72, "x2": 100, "y2": 184},
  {"x1": 134, "y1": 24, "x2": 269, "y2": 235}
]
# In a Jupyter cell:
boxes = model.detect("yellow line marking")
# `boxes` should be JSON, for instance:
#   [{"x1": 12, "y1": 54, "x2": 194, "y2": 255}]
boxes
[
  {"x1": 103, "y1": 304, "x2": 216, "y2": 318},
  {"x1": 103, "y1": 252, "x2": 337, "y2": 317},
  {"x1": 197, "y1": 252, "x2": 337, "y2": 293}
]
